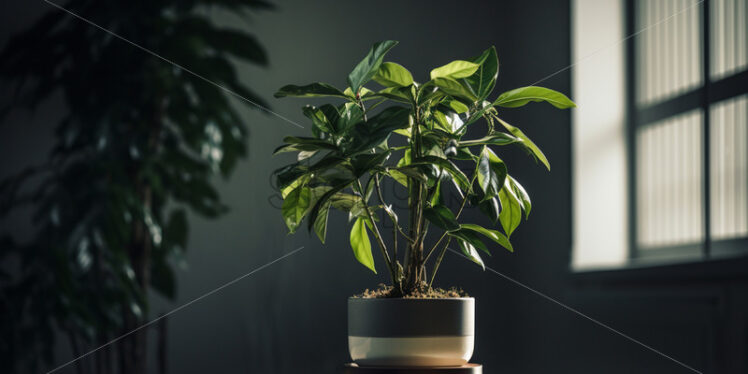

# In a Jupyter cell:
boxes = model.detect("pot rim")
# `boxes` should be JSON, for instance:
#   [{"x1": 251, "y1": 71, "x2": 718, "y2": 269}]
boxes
[{"x1": 348, "y1": 296, "x2": 474, "y2": 301}]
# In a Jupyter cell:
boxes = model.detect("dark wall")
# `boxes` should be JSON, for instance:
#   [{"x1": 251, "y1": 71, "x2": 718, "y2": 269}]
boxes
[{"x1": 6, "y1": 1, "x2": 741, "y2": 374}]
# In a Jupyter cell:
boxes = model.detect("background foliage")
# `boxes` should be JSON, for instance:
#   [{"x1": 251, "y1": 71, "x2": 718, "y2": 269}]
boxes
[{"x1": 0, "y1": 1, "x2": 271, "y2": 372}]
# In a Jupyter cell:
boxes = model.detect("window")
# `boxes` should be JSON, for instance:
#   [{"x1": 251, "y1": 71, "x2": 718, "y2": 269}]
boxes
[
  {"x1": 572, "y1": 0, "x2": 629, "y2": 269},
  {"x1": 627, "y1": 0, "x2": 748, "y2": 261}
]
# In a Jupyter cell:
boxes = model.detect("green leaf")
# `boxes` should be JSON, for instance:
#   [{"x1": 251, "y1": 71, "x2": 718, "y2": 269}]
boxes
[
  {"x1": 272, "y1": 144, "x2": 313, "y2": 155},
  {"x1": 410, "y1": 156, "x2": 471, "y2": 192},
  {"x1": 297, "y1": 150, "x2": 318, "y2": 161},
  {"x1": 496, "y1": 117, "x2": 550, "y2": 170},
  {"x1": 347, "y1": 106, "x2": 410, "y2": 153},
  {"x1": 274, "y1": 163, "x2": 308, "y2": 191},
  {"x1": 506, "y1": 175, "x2": 531, "y2": 219},
  {"x1": 373, "y1": 62, "x2": 414, "y2": 87},
  {"x1": 453, "y1": 236, "x2": 485, "y2": 270},
  {"x1": 319, "y1": 104, "x2": 342, "y2": 129},
  {"x1": 430, "y1": 178, "x2": 444, "y2": 207},
  {"x1": 454, "y1": 146, "x2": 475, "y2": 161},
  {"x1": 316, "y1": 166, "x2": 356, "y2": 186},
  {"x1": 313, "y1": 201, "x2": 331, "y2": 243},
  {"x1": 280, "y1": 175, "x2": 307, "y2": 199},
  {"x1": 308, "y1": 154, "x2": 346, "y2": 175},
  {"x1": 433, "y1": 110, "x2": 463, "y2": 134},
  {"x1": 499, "y1": 184, "x2": 522, "y2": 237},
  {"x1": 344, "y1": 86, "x2": 376, "y2": 100},
  {"x1": 274, "y1": 82, "x2": 348, "y2": 98},
  {"x1": 282, "y1": 185, "x2": 310, "y2": 233},
  {"x1": 465, "y1": 46, "x2": 499, "y2": 100},
  {"x1": 302, "y1": 105, "x2": 333, "y2": 134},
  {"x1": 350, "y1": 217, "x2": 376, "y2": 273},
  {"x1": 387, "y1": 169, "x2": 408, "y2": 187},
  {"x1": 431, "y1": 77, "x2": 478, "y2": 102},
  {"x1": 338, "y1": 103, "x2": 364, "y2": 133},
  {"x1": 430, "y1": 60, "x2": 480, "y2": 80},
  {"x1": 306, "y1": 180, "x2": 352, "y2": 232},
  {"x1": 423, "y1": 205, "x2": 460, "y2": 232},
  {"x1": 426, "y1": 143, "x2": 447, "y2": 159},
  {"x1": 351, "y1": 151, "x2": 391, "y2": 177},
  {"x1": 273, "y1": 136, "x2": 338, "y2": 155},
  {"x1": 493, "y1": 86, "x2": 576, "y2": 109},
  {"x1": 376, "y1": 86, "x2": 413, "y2": 103},
  {"x1": 328, "y1": 192, "x2": 364, "y2": 212},
  {"x1": 477, "y1": 147, "x2": 507, "y2": 201},
  {"x1": 394, "y1": 128, "x2": 411, "y2": 137},
  {"x1": 459, "y1": 133, "x2": 520, "y2": 147},
  {"x1": 460, "y1": 223, "x2": 513, "y2": 252},
  {"x1": 464, "y1": 100, "x2": 496, "y2": 126},
  {"x1": 348, "y1": 40, "x2": 399, "y2": 94},
  {"x1": 447, "y1": 100, "x2": 470, "y2": 114},
  {"x1": 398, "y1": 148, "x2": 412, "y2": 167},
  {"x1": 475, "y1": 195, "x2": 500, "y2": 223},
  {"x1": 449, "y1": 229, "x2": 490, "y2": 255},
  {"x1": 389, "y1": 166, "x2": 428, "y2": 186}
]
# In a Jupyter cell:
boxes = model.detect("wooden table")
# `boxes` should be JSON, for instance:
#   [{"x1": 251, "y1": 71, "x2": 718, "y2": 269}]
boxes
[{"x1": 343, "y1": 363, "x2": 482, "y2": 373}]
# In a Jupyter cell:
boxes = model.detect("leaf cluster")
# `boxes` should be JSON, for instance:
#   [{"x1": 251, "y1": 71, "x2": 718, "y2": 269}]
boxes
[{"x1": 273, "y1": 40, "x2": 574, "y2": 293}]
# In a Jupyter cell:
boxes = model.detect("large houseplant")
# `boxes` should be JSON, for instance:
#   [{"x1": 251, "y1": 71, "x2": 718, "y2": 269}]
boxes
[
  {"x1": 273, "y1": 40, "x2": 574, "y2": 367},
  {"x1": 0, "y1": 1, "x2": 271, "y2": 373}
]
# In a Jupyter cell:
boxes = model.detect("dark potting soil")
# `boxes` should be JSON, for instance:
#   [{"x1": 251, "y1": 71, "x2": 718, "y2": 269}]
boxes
[{"x1": 353, "y1": 283, "x2": 468, "y2": 299}]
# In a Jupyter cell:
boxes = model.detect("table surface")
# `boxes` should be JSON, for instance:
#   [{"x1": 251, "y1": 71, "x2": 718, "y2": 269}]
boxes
[{"x1": 343, "y1": 363, "x2": 482, "y2": 374}]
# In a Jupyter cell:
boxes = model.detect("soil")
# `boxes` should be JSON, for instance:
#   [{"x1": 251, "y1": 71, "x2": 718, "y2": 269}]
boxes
[{"x1": 353, "y1": 283, "x2": 469, "y2": 299}]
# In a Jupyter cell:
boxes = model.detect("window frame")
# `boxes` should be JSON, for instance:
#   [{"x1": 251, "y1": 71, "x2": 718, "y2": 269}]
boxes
[{"x1": 625, "y1": 0, "x2": 748, "y2": 263}]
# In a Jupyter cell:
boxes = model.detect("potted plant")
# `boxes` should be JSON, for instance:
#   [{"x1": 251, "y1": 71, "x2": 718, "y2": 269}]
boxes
[
  {"x1": 0, "y1": 1, "x2": 272, "y2": 372},
  {"x1": 272, "y1": 40, "x2": 574, "y2": 367}
]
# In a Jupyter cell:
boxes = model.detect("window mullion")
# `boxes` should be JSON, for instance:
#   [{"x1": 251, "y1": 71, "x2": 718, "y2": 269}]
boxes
[{"x1": 702, "y1": 0, "x2": 712, "y2": 258}]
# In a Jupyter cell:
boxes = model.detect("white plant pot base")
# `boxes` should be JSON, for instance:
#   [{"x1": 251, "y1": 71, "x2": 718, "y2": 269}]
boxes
[{"x1": 349, "y1": 336, "x2": 474, "y2": 367}]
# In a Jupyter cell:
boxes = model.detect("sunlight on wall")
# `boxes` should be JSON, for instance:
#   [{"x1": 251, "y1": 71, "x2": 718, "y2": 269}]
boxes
[{"x1": 571, "y1": 0, "x2": 628, "y2": 269}]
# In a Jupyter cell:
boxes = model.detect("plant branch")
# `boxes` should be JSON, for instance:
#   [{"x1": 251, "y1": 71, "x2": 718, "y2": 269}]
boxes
[
  {"x1": 428, "y1": 236, "x2": 451, "y2": 288},
  {"x1": 356, "y1": 97, "x2": 369, "y2": 122},
  {"x1": 403, "y1": 105, "x2": 425, "y2": 284}
]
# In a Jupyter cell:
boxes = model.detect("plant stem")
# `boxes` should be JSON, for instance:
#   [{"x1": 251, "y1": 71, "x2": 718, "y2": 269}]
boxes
[
  {"x1": 404, "y1": 106, "x2": 426, "y2": 288},
  {"x1": 428, "y1": 237, "x2": 451, "y2": 288},
  {"x1": 356, "y1": 97, "x2": 368, "y2": 122},
  {"x1": 392, "y1": 220, "x2": 398, "y2": 261}
]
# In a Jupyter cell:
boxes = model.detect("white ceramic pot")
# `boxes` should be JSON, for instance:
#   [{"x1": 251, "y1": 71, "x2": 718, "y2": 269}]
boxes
[{"x1": 348, "y1": 297, "x2": 475, "y2": 367}]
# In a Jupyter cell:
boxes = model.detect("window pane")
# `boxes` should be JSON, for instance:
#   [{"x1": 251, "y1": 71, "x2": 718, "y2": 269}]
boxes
[
  {"x1": 711, "y1": 0, "x2": 748, "y2": 79},
  {"x1": 710, "y1": 95, "x2": 748, "y2": 239},
  {"x1": 637, "y1": 110, "x2": 704, "y2": 248},
  {"x1": 636, "y1": 0, "x2": 703, "y2": 105}
]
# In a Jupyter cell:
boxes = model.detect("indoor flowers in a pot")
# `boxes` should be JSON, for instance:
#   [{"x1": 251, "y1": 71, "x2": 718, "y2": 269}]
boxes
[{"x1": 272, "y1": 40, "x2": 574, "y2": 367}]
